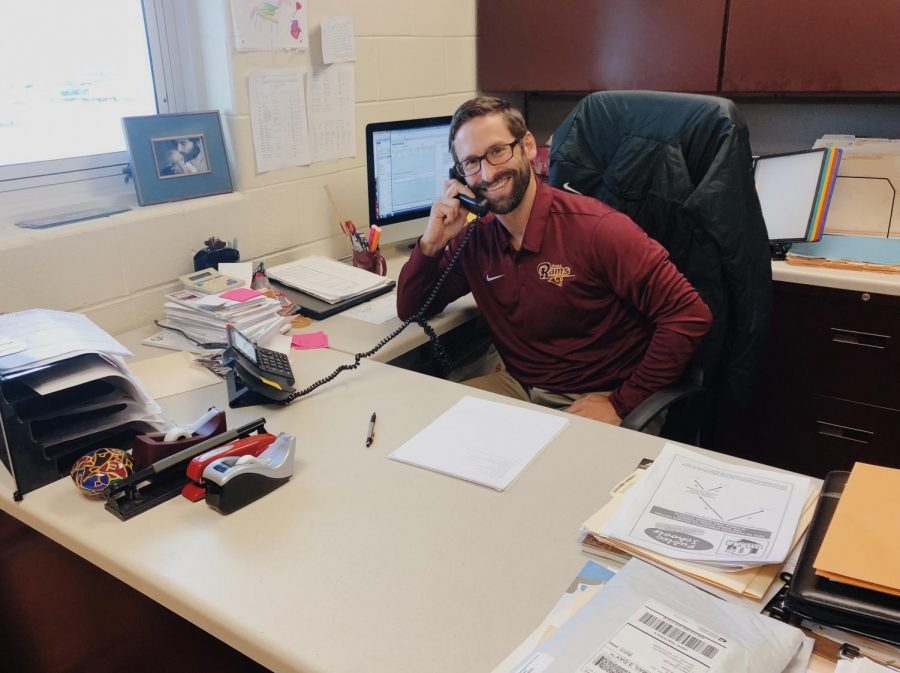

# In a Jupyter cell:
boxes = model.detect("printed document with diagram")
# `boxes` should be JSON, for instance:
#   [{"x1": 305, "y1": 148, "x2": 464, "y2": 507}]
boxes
[{"x1": 600, "y1": 444, "x2": 811, "y2": 567}]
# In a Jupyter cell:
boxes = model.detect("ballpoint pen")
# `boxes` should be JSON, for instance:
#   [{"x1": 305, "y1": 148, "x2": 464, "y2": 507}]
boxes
[{"x1": 365, "y1": 412, "x2": 376, "y2": 447}]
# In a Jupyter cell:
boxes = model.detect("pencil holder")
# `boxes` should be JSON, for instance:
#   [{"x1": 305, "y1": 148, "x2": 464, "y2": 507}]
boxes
[{"x1": 352, "y1": 250, "x2": 387, "y2": 276}]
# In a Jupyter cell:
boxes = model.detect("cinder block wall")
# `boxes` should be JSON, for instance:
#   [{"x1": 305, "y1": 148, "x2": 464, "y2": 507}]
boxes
[{"x1": 0, "y1": 0, "x2": 477, "y2": 335}]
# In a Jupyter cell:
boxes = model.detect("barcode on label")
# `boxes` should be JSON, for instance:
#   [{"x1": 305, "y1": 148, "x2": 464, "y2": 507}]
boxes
[
  {"x1": 591, "y1": 656, "x2": 630, "y2": 673},
  {"x1": 638, "y1": 612, "x2": 719, "y2": 659}
]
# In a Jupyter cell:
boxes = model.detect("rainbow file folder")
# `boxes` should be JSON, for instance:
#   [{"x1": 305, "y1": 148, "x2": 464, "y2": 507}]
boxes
[{"x1": 756, "y1": 147, "x2": 842, "y2": 243}]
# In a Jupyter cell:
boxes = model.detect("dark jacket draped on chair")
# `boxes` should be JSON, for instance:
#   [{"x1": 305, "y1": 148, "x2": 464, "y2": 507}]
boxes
[{"x1": 549, "y1": 91, "x2": 771, "y2": 444}]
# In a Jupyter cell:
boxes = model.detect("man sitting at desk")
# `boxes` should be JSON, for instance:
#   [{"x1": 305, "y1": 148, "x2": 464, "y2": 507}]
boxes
[{"x1": 396, "y1": 97, "x2": 712, "y2": 428}]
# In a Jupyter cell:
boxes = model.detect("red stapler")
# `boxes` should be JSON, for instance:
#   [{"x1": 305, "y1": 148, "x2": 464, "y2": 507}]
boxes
[{"x1": 181, "y1": 433, "x2": 277, "y2": 501}]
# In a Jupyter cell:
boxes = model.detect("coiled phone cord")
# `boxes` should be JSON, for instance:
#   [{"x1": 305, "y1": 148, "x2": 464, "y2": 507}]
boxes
[{"x1": 280, "y1": 222, "x2": 478, "y2": 405}]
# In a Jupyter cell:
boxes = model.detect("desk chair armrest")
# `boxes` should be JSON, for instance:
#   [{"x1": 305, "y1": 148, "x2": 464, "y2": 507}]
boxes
[{"x1": 620, "y1": 381, "x2": 705, "y2": 433}]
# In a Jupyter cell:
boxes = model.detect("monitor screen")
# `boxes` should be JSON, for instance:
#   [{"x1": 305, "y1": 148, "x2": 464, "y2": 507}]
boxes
[
  {"x1": 227, "y1": 324, "x2": 257, "y2": 364},
  {"x1": 366, "y1": 116, "x2": 453, "y2": 245},
  {"x1": 755, "y1": 148, "x2": 831, "y2": 243}
]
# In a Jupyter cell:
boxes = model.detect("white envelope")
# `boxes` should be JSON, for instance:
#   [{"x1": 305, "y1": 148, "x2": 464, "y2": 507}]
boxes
[{"x1": 514, "y1": 559, "x2": 804, "y2": 673}]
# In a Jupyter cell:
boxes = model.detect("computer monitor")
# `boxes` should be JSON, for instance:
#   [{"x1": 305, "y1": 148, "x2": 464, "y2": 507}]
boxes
[{"x1": 365, "y1": 116, "x2": 454, "y2": 248}]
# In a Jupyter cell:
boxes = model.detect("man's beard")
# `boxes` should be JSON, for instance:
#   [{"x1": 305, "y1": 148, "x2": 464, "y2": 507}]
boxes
[{"x1": 473, "y1": 161, "x2": 531, "y2": 215}]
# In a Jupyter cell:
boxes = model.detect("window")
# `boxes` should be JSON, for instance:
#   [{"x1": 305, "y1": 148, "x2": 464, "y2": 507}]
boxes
[{"x1": 0, "y1": 0, "x2": 198, "y2": 220}]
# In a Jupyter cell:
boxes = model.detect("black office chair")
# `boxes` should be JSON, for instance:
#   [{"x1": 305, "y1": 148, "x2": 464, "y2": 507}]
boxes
[{"x1": 549, "y1": 91, "x2": 772, "y2": 448}]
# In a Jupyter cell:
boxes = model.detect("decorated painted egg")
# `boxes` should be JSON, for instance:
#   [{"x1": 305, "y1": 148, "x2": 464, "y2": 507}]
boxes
[{"x1": 70, "y1": 448, "x2": 135, "y2": 496}]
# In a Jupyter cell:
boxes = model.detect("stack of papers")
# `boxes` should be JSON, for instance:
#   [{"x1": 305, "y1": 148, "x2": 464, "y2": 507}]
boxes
[
  {"x1": 389, "y1": 396, "x2": 569, "y2": 491},
  {"x1": 836, "y1": 656, "x2": 898, "y2": 673},
  {"x1": 501, "y1": 559, "x2": 810, "y2": 673},
  {"x1": 580, "y1": 444, "x2": 817, "y2": 599},
  {"x1": 813, "y1": 462, "x2": 900, "y2": 597},
  {"x1": 267, "y1": 255, "x2": 393, "y2": 304},
  {"x1": 158, "y1": 288, "x2": 285, "y2": 345}
]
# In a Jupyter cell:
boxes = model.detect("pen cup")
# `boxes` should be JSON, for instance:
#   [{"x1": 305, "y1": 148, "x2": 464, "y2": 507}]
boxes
[{"x1": 352, "y1": 249, "x2": 387, "y2": 276}]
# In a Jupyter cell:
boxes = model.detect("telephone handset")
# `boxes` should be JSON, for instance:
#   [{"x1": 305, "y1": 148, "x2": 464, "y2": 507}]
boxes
[
  {"x1": 223, "y1": 324, "x2": 296, "y2": 405},
  {"x1": 274, "y1": 176, "x2": 481, "y2": 406},
  {"x1": 448, "y1": 167, "x2": 490, "y2": 217}
]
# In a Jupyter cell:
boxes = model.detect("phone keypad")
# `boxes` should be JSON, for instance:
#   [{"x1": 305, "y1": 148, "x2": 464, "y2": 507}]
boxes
[{"x1": 256, "y1": 348, "x2": 293, "y2": 379}]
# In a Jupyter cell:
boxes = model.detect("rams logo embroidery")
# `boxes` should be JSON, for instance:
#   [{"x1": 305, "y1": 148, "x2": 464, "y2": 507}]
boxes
[{"x1": 537, "y1": 262, "x2": 574, "y2": 287}]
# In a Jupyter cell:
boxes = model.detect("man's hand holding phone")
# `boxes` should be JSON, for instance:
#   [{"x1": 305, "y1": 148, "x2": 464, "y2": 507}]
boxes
[{"x1": 419, "y1": 178, "x2": 479, "y2": 257}]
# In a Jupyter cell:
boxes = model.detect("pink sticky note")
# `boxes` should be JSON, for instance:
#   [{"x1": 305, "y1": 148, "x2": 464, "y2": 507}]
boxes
[
  {"x1": 292, "y1": 332, "x2": 329, "y2": 350},
  {"x1": 220, "y1": 287, "x2": 264, "y2": 302}
]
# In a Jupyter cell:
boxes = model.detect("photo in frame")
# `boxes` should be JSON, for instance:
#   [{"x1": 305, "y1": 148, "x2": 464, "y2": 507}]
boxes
[{"x1": 122, "y1": 111, "x2": 233, "y2": 206}]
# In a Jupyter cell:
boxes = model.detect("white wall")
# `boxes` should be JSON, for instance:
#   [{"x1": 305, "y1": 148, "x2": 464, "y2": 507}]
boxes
[{"x1": 0, "y1": 0, "x2": 477, "y2": 335}]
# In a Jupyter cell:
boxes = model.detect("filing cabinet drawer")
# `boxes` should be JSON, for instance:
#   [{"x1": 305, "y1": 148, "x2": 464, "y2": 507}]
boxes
[
  {"x1": 762, "y1": 393, "x2": 900, "y2": 477},
  {"x1": 771, "y1": 282, "x2": 900, "y2": 410}
]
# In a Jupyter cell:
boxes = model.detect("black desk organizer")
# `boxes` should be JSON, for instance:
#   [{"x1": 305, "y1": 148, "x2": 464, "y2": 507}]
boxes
[{"x1": 0, "y1": 367, "x2": 152, "y2": 501}]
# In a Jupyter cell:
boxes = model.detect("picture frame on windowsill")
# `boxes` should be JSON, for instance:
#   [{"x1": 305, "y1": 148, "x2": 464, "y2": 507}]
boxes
[{"x1": 122, "y1": 111, "x2": 233, "y2": 206}]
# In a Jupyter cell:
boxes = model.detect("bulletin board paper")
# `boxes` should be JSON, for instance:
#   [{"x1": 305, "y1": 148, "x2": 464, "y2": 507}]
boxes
[{"x1": 231, "y1": 0, "x2": 309, "y2": 51}]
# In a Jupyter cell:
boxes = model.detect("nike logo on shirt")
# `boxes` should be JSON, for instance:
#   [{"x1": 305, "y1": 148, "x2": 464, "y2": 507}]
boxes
[{"x1": 485, "y1": 273, "x2": 505, "y2": 282}]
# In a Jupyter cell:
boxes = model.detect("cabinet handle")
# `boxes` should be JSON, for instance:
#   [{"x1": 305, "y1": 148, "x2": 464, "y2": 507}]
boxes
[
  {"x1": 816, "y1": 420, "x2": 873, "y2": 444},
  {"x1": 830, "y1": 328, "x2": 891, "y2": 349}
]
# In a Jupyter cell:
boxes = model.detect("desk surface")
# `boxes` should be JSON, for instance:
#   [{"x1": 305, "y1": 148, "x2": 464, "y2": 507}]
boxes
[
  {"x1": 772, "y1": 260, "x2": 900, "y2": 296},
  {"x1": 0, "y1": 348, "x2": 712, "y2": 673},
  {"x1": 290, "y1": 248, "x2": 479, "y2": 362},
  {"x1": 2, "y1": 251, "x2": 867, "y2": 672}
]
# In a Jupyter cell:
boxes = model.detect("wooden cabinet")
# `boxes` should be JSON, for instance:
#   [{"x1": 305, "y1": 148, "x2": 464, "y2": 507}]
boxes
[
  {"x1": 722, "y1": 0, "x2": 900, "y2": 93},
  {"x1": 747, "y1": 282, "x2": 900, "y2": 477},
  {"x1": 477, "y1": 0, "x2": 725, "y2": 93},
  {"x1": 479, "y1": 0, "x2": 900, "y2": 95},
  {"x1": 0, "y1": 511, "x2": 267, "y2": 673}
]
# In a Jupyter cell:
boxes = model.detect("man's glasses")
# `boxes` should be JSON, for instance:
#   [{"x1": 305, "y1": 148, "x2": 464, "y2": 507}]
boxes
[{"x1": 453, "y1": 138, "x2": 522, "y2": 177}]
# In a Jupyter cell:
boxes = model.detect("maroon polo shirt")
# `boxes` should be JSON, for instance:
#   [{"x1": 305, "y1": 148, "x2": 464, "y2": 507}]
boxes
[{"x1": 397, "y1": 181, "x2": 712, "y2": 417}]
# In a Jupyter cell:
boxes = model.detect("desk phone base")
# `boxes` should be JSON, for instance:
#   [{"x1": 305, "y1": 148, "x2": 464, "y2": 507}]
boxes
[{"x1": 226, "y1": 370, "x2": 282, "y2": 408}]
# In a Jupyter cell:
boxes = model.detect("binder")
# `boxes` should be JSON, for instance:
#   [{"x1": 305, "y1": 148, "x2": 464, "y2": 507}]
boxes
[
  {"x1": 270, "y1": 278, "x2": 395, "y2": 320},
  {"x1": 780, "y1": 471, "x2": 900, "y2": 647}
]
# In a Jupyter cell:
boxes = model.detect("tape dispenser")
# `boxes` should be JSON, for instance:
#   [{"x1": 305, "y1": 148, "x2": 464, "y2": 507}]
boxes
[
  {"x1": 202, "y1": 432, "x2": 296, "y2": 514},
  {"x1": 182, "y1": 433, "x2": 277, "y2": 502}
]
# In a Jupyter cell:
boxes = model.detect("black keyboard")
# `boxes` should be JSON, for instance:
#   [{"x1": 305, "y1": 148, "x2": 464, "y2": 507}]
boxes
[{"x1": 255, "y1": 347, "x2": 294, "y2": 379}]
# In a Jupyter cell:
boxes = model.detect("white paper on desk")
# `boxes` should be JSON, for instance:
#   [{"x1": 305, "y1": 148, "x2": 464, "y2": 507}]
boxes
[
  {"x1": 389, "y1": 395, "x2": 568, "y2": 490},
  {"x1": 142, "y1": 329, "x2": 213, "y2": 354},
  {"x1": 340, "y1": 292, "x2": 398, "y2": 324},
  {"x1": 836, "y1": 657, "x2": 897, "y2": 672},
  {"x1": 230, "y1": 0, "x2": 308, "y2": 51},
  {"x1": 518, "y1": 559, "x2": 804, "y2": 673},
  {"x1": 601, "y1": 444, "x2": 811, "y2": 567},
  {"x1": 321, "y1": 16, "x2": 356, "y2": 63},
  {"x1": 0, "y1": 310, "x2": 131, "y2": 374},
  {"x1": 307, "y1": 64, "x2": 356, "y2": 162},
  {"x1": 128, "y1": 351, "x2": 221, "y2": 400},
  {"x1": 0, "y1": 335, "x2": 27, "y2": 357},
  {"x1": 258, "y1": 330, "x2": 291, "y2": 355},
  {"x1": 218, "y1": 262, "x2": 254, "y2": 289},
  {"x1": 249, "y1": 67, "x2": 311, "y2": 173}
]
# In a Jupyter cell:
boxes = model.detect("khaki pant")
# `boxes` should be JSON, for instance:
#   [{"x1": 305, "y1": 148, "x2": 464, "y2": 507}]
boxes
[{"x1": 462, "y1": 370, "x2": 665, "y2": 436}]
